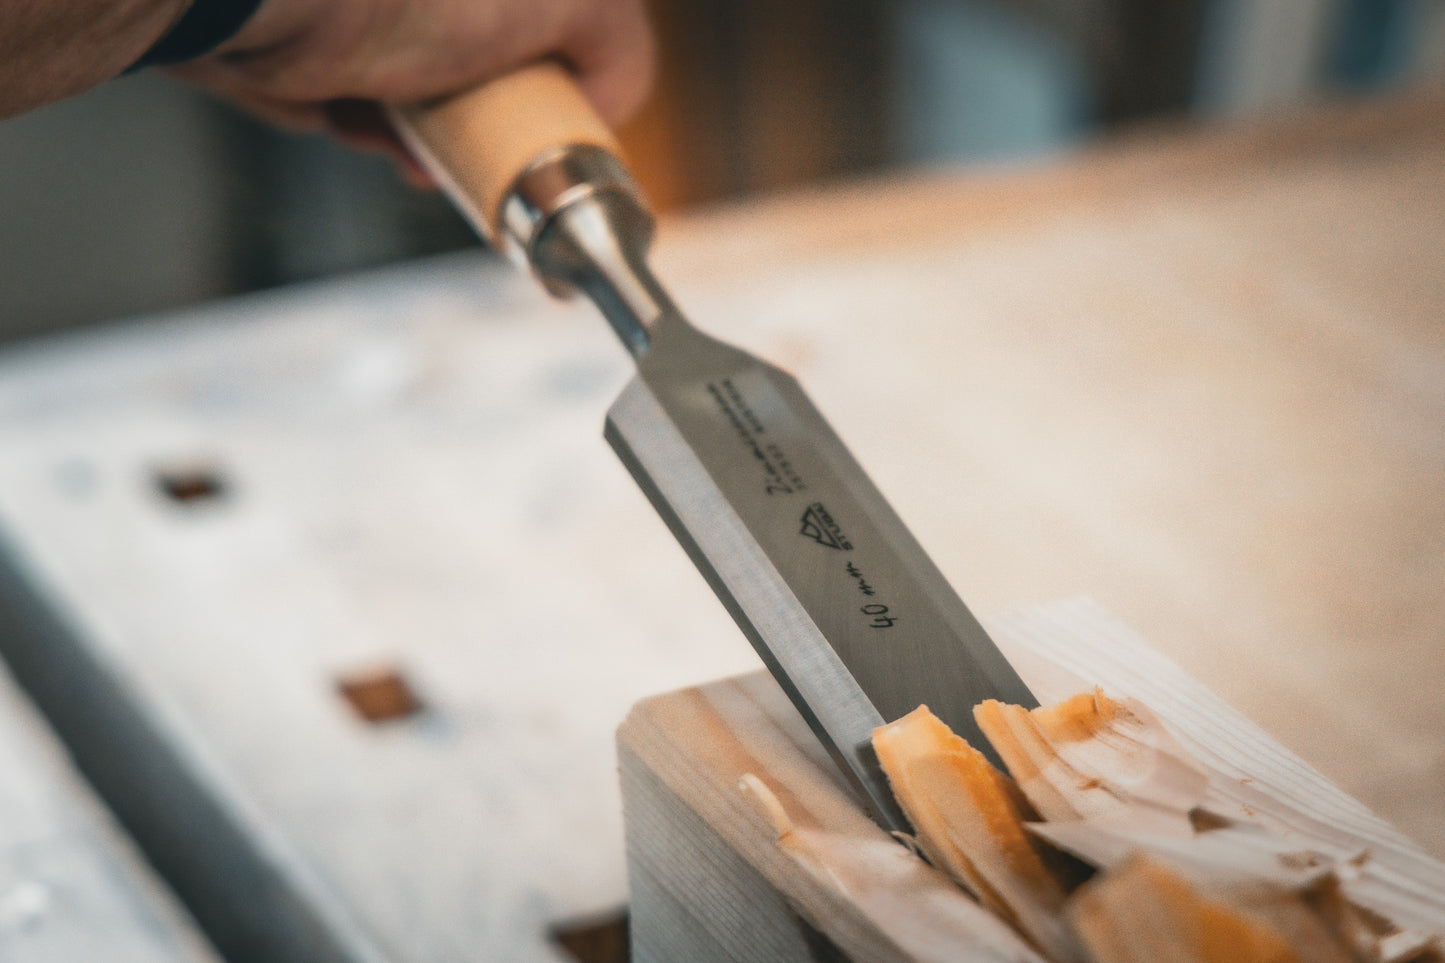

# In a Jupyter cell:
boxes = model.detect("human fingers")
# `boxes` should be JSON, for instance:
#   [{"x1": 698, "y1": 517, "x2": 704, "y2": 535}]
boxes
[
  {"x1": 167, "y1": 0, "x2": 655, "y2": 185},
  {"x1": 554, "y1": 0, "x2": 655, "y2": 126},
  {"x1": 180, "y1": 0, "x2": 653, "y2": 117},
  {"x1": 320, "y1": 99, "x2": 435, "y2": 186}
]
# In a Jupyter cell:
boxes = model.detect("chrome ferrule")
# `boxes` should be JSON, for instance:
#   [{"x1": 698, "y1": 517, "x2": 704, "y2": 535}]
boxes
[{"x1": 499, "y1": 144, "x2": 676, "y2": 359}]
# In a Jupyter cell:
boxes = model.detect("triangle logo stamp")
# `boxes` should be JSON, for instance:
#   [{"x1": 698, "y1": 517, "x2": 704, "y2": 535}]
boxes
[{"x1": 800, "y1": 502, "x2": 852, "y2": 551}]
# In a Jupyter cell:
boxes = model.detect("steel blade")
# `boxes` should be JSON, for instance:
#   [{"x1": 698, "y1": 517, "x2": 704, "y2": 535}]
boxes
[{"x1": 606, "y1": 313, "x2": 1039, "y2": 831}]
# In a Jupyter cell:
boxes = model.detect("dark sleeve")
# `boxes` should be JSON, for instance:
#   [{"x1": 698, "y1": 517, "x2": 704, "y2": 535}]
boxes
[{"x1": 129, "y1": 0, "x2": 266, "y2": 69}]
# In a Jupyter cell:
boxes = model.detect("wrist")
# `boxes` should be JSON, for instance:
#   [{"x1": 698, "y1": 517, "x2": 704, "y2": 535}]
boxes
[{"x1": 129, "y1": 0, "x2": 266, "y2": 68}]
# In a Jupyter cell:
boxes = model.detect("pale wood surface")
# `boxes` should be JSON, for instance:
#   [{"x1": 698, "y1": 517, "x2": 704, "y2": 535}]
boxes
[
  {"x1": 620, "y1": 600, "x2": 1445, "y2": 962},
  {"x1": 0, "y1": 93, "x2": 1438, "y2": 956},
  {"x1": 991, "y1": 600, "x2": 1445, "y2": 937},
  {"x1": 0, "y1": 256, "x2": 760, "y2": 961},
  {"x1": 0, "y1": 660, "x2": 217, "y2": 962},
  {"x1": 653, "y1": 91, "x2": 1445, "y2": 855}
]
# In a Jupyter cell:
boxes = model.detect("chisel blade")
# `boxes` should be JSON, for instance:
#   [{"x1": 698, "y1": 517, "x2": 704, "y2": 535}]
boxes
[
  {"x1": 605, "y1": 313, "x2": 1038, "y2": 831},
  {"x1": 389, "y1": 66, "x2": 1040, "y2": 833}
]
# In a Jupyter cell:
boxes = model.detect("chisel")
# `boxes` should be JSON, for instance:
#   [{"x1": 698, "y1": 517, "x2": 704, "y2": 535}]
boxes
[{"x1": 390, "y1": 63, "x2": 1038, "y2": 831}]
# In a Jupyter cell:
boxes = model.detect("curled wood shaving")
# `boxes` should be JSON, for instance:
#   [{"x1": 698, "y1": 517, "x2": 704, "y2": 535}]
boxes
[
  {"x1": 870, "y1": 690, "x2": 1442, "y2": 962},
  {"x1": 739, "y1": 772, "x2": 794, "y2": 841},
  {"x1": 973, "y1": 690, "x2": 1209, "y2": 833},
  {"x1": 874, "y1": 705, "x2": 1090, "y2": 963}
]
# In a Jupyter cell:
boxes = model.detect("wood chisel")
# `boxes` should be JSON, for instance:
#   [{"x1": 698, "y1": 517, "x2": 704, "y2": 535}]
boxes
[{"x1": 389, "y1": 63, "x2": 1038, "y2": 831}]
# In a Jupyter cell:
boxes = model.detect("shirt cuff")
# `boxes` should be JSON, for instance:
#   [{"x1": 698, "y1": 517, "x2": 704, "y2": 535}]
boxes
[{"x1": 129, "y1": 0, "x2": 266, "y2": 69}]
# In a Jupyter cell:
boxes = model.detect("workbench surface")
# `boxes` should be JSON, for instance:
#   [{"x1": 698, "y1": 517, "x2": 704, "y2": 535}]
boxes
[{"x1": 0, "y1": 92, "x2": 1440, "y2": 960}]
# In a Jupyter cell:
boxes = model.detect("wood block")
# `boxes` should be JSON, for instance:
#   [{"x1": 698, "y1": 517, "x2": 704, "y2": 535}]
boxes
[{"x1": 619, "y1": 599, "x2": 1445, "y2": 961}]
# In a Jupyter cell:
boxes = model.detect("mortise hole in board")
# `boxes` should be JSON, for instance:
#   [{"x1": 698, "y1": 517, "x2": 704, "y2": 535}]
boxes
[
  {"x1": 154, "y1": 463, "x2": 228, "y2": 504},
  {"x1": 550, "y1": 909, "x2": 629, "y2": 963},
  {"x1": 336, "y1": 667, "x2": 424, "y2": 723}
]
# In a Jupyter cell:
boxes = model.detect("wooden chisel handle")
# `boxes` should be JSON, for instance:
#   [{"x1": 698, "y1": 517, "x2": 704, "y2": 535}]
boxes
[
  {"x1": 388, "y1": 61, "x2": 668, "y2": 357},
  {"x1": 388, "y1": 61, "x2": 625, "y2": 243}
]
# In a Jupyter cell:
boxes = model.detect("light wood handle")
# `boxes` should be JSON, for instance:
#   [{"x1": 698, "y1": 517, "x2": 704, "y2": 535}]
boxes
[{"x1": 390, "y1": 61, "x2": 621, "y2": 241}]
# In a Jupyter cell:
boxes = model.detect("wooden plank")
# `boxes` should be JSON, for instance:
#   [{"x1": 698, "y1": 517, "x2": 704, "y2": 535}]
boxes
[
  {"x1": 650, "y1": 93, "x2": 1445, "y2": 856},
  {"x1": 0, "y1": 659, "x2": 218, "y2": 962},
  {"x1": 619, "y1": 600, "x2": 1445, "y2": 961},
  {"x1": 0, "y1": 255, "x2": 764, "y2": 961},
  {"x1": 0, "y1": 94, "x2": 1439, "y2": 955}
]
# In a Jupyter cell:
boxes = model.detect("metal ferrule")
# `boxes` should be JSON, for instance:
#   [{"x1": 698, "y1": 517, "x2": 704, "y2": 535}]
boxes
[{"x1": 499, "y1": 144, "x2": 676, "y2": 359}]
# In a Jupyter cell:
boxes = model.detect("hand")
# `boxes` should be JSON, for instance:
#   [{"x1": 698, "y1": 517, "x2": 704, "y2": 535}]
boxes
[{"x1": 167, "y1": 0, "x2": 654, "y2": 179}]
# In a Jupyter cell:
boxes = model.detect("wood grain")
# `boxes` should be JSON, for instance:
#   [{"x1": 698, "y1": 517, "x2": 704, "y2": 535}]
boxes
[
  {"x1": 620, "y1": 600, "x2": 1445, "y2": 961},
  {"x1": 621, "y1": 674, "x2": 1047, "y2": 962},
  {"x1": 991, "y1": 599, "x2": 1445, "y2": 937}
]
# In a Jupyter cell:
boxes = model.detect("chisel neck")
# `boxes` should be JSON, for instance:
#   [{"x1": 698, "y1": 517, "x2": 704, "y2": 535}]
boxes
[{"x1": 500, "y1": 144, "x2": 674, "y2": 360}]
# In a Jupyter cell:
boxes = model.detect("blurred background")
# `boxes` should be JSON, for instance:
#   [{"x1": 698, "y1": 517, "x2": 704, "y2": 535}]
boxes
[{"x1": 1, "y1": 0, "x2": 1443, "y2": 342}]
